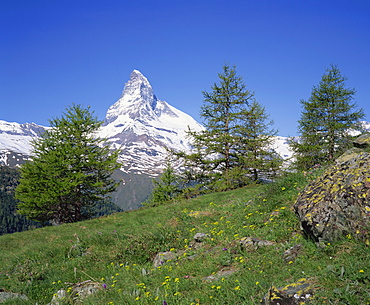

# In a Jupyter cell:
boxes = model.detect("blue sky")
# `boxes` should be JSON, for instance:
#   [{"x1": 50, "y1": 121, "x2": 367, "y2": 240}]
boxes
[{"x1": 1, "y1": 0, "x2": 369, "y2": 136}]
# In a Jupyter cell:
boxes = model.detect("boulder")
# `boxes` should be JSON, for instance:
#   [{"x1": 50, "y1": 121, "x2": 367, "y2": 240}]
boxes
[
  {"x1": 353, "y1": 133, "x2": 370, "y2": 148},
  {"x1": 261, "y1": 278, "x2": 317, "y2": 305},
  {"x1": 239, "y1": 237, "x2": 275, "y2": 250},
  {"x1": 294, "y1": 152, "x2": 370, "y2": 243}
]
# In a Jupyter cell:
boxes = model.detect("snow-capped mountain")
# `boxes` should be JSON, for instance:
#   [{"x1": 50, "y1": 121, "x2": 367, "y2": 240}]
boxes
[
  {"x1": 0, "y1": 121, "x2": 46, "y2": 167},
  {"x1": 99, "y1": 70, "x2": 204, "y2": 175}
]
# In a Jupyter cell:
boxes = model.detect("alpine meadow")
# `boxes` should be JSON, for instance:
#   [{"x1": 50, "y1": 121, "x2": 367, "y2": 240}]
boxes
[{"x1": 0, "y1": 64, "x2": 369, "y2": 304}]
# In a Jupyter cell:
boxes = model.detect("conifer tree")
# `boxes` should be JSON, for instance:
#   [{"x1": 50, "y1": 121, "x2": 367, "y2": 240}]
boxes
[
  {"x1": 176, "y1": 65, "x2": 257, "y2": 191},
  {"x1": 16, "y1": 104, "x2": 121, "y2": 224},
  {"x1": 146, "y1": 161, "x2": 182, "y2": 206},
  {"x1": 290, "y1": 65, "x2": 365, "y2": 169},
  {"x1": 236, "y1": 101, "x2": 282, "y2": 182}
]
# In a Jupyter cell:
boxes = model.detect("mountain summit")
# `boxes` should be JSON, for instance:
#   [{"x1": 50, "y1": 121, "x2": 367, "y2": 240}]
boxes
[
  {"x1": 105, "y1": 70, "x2": 159, "y2": 124},
  {"x1": 99, "y1": 70, "x2": 204, "y2": 176}
]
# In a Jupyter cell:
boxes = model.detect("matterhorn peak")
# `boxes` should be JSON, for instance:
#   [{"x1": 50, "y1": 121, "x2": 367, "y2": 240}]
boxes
[
  {"x1": 121, "y1": 70, "x2": 154, "y2": 99},
  {"x1": 105, "y1": 70, "x2": 160, "y2": 125}
]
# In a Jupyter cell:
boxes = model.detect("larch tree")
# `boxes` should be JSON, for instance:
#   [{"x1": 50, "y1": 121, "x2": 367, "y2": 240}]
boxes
[
  {"x1": 290, "y1": 65, "x2": 365, "y2": 170},
  {"x1": 145, "y1": 161, "x2": 182, "y2": 206},
  {"x1": 175, "y1": 64, "x2": 257, "y2": 192},
  {"x1": 16, "y1": 104, "x2": 121, "y2": 224},
  {"x1": 236, "y1": 100, "x2": 282, "y2": 182}
]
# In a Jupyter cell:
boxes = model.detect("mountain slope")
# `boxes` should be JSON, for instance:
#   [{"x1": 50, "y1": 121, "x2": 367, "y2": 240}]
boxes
[{"x1": 0, "y1": 170, "x2": 368, "y2": 304}]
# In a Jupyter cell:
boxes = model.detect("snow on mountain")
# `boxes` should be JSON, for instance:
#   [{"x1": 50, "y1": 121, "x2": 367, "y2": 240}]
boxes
[
  {"x1": 273, "y1": 136, "x2": 294, "y2": 160},
  {"x1": 99, "y1": 70, "x2": 204, "y2": 176},
  {"x1": 0, "y1": 120, "x2": 45, "y2": 154},
  {"x1": 0, "y1": 120, "x2": 46, "y2": 167}
]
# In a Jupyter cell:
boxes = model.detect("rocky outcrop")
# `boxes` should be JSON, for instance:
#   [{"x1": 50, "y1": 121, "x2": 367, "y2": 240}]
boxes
[
  {"x1": 353, "y1": 133, "x2": 370, "y2": 148},
  {"x1": 294, "y1": 152, "x2": 370, "y2": 243},
  {"x1": 261, "y1": 278, "x2": 317, "y2": 305}
]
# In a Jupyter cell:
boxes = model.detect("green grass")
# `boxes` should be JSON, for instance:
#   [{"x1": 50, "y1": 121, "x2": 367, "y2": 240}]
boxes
[{"x1": 0, "y1": 169, "x2": 369, "y2": 304}]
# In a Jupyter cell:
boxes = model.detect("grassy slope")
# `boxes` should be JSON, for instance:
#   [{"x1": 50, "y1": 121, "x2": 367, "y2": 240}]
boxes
[{"x1": 0, "y1": 170, "x2": 369, "y2": 305}]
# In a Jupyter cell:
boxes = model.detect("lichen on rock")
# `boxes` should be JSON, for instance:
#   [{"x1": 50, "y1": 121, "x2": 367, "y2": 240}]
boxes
[
  {"x1": 294, "y1": 152, "x2": 370, "y2": 243},
  {"x1": 261, "y1": 278, "x2": 317, "y2": 305}
]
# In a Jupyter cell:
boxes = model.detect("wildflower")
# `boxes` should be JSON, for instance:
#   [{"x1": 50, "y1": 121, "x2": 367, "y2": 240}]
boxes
[
  {"x1": 102, "y1": 283, "x2": 106, "y2": 289},
  {"x1": 281, "y1": 187, "x2": 286, "y2": 191},
  {"x1": 359, "y1": 270, "x2": 364, "y2": 273},
  {"x1": 163, "y1": 301, "x2": 168, "y2": 305},
  {"x1": 174, "y1": 278, "x2": 180, "y2": 282},
  {"x1": 222, "y1": 248, "x2": 228, "y2": 251},
  {"x1": 234, "y1": 286, "x2": 241, "y2": 290},
  {"x1": 255, "y1": 281, "x2": 259, "y2": 285}
]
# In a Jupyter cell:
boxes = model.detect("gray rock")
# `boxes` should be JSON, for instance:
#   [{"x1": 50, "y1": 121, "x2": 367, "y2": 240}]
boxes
[
  {"x1": 261, "y1": 278, "x2": 317, "y2": 305},
  {"x1": 282, "y1": 244, "x2": 302, "y2": 262},
  {"x1": 202, "y1": 268, "x2": 238, "y2": 282},
  {"x1": 353, "y1": 133, "x2": 370, "y2": 148},
  {"x1": 153, "y1": 251, "x2": 176, "y2": 268},
  {"x1": 294, "y1": 152, "x2": 370, "y2": 243},
  {"x1": 0, "y1": 291, "x2": 28, "y2": 303},
  {"x1": 239, "y1": 237, "x2": 275, "y2": 250},
  {"x1": 193, "y1": 232, "x2": 209, "y2": 242},
  {"x1": 47, "y1": 289, "x2": 67, "y2": 305}
]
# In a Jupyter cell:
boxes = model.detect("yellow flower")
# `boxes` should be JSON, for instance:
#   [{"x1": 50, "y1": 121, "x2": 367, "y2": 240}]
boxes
[
  {"x1": 174, "y1": 278, "x2": 180, "y2": 282},
  {"x1": 359, "y1": 270, "x2": 365, "y2": 273},
  {"x1": 255, "y1": 281, "x2": 259, "y2": 285},
  {"x1": 234, "y1": 285, "x2": 241, "y2": 290}
]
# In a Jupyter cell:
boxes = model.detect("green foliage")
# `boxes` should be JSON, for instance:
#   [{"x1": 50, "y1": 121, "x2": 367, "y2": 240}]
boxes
[
  {"x1": 235, "y1": 100, "x2": 282, "y2": 181},
  {"x1": 175, "y1": 65, "x2": 280, "y2": 193},
  {"x1": 15, "y1": 104, "x2": 121, "y2": 224},
  {"x1": 290, "y1": 64, "x2": 365, "y2": 170},
  {"x1": 145, "y1": 161, "x2": 183, "y2": 206}
]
